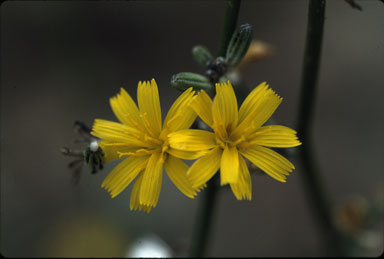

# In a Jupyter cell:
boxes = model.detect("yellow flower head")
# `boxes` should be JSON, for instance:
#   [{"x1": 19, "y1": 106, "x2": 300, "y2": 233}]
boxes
[
  {"x1": 91, "y1": 79, "x2": 201, "y2": 213},
  {"x1": 168, "y1": 81, "x2": 302, "y2": 200}
]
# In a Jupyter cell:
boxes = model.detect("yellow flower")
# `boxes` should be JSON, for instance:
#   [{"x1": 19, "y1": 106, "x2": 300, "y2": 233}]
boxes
[
  {"x1": 168, "y1": 81, "x2": 301, "y2": 200},
  {"x1": 91, "y1": 79, "x2": 202, "y2": 213}
]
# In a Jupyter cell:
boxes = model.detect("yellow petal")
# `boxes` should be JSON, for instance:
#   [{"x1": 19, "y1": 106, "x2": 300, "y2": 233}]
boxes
[
  {"x1": 220, "y1": 145, "x2": 239, "y2": 185},
  {"x1": 91, "y1": 119, "x2": 148, "y2": 147},
  {"x1": 98, "y1": 140, "x2": 137, "y2": 162},
  {"x1": 212, "y1": 81, "x2": 238, "y2": 134},
  {"x1": 163, "y1": 87, "x2": 197, "y2": 132},
  {"x1": 196, "y1": 184, "x2": 207, "y2": 192},
  {"x1": 164, "y1": 156, "x2": 197, "y2": 198},
  {"x1": 240, "y1": 145, "x2": 295, "y2": 182},
  {"x1": 166, "y1": 148, "x2": 208, "y2": 160},
  {"x1": 137, "y1": 79, "x2": 162, "y2": 135},
  {"x1": 168, "y1": 129, "x2": 217, "y2": 151},
  {"x1": 101, "y1": 155, "x2": 149, "y2": 198},
  {"x1": 190, "y1": 90, "x2": 214, "y2": 128},
  {"x1": 230, "y1": 154, "x2": 252, "y2": 200},
  {"x1": 188, "y1": 147, "x2": 222, "y2": 189},
  {"x1": 130, "y1": 172, "x2": 153, "y2": 213},
  {"x1": 238, "y1": 82, "x2": 268, "y2": 123},
  {"x1": 110, "y1": 88, "x2": 143, "y2": 128},
  {"x1": 242, "y1": 125, "x2": 302, "y2": 148},
  {"x1": 139, "y1": 152, "x2": 163, "y2": 207},
  {"x1": 232, "y1": 82, "x2": 282, "y2": 139}
]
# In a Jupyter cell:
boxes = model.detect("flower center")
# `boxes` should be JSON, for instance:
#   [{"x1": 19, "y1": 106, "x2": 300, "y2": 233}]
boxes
[
  {"x1": 216, "y1": 134, "x2": 243, "y2": 149},
  {"x1": 216, "y1": 135, "x2": 234, "y2": 149}
]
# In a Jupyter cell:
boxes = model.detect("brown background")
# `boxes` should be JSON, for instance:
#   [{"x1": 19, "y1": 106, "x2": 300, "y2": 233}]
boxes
[{"x1": 1, "y1": 0, "x2": 383, "y2": 257}]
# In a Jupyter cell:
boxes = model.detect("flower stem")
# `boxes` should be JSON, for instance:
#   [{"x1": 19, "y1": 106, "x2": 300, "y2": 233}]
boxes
[
  {"x1": 297, "y1": 0, "x2": 343, "y2": 256},
  {"x1": 189, "y1": 174, "x2": 220, "y2": 257},
  {"x1": 189, "y1": 0, "x2": 241, "y2": 257},
  {"x1": 218, "y1": 0, "x2": 242, "y2": 57}
]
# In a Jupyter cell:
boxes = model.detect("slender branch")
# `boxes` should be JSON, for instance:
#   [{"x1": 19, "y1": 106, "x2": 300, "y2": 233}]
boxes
[
  {"x1": 189, "y1": 174, "x2": 220, "y2": 257},
  {"x1": 189, "y1": 0, "x2": 241, "y2": 257},
  {"x1": 344, "y1": 0, "x2": 363, "y2": 11},
  {"x1": 218, "y1": 0, "x2": 241, "y2": 57},
  {"x1": 297, "y1": 0, "x2": 343, "y2": 256},
  {"x1": 298, "y1": 0, "x2": 325, "y2": 136}
]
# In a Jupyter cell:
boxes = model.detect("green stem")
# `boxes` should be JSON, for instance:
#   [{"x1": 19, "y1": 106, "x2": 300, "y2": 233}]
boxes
[
  {"x1": 189, "y1": 0, "x2": 241, "y2": 257},
  {"x1": 189, "y1": 174, "x2": 219, "y2": 257},
  {"x1": 297, "y1": 0, "x2": 343, "y2": 256},
  {"x1": 298, "y1": 0, "x2": 325, "y2": 136},
  {"x1": 218, "y1": 0, "x2": 241, "y2": 57}
]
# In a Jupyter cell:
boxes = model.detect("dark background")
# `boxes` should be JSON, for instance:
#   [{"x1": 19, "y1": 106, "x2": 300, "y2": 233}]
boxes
[{"x1": 1, "y1": 0, "x2": 383, "y2": 257}]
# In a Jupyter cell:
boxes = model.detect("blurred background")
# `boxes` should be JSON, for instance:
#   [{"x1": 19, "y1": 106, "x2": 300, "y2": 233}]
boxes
[{"x1": 1, "y1": 0, "x2": 383, "y2": 257}]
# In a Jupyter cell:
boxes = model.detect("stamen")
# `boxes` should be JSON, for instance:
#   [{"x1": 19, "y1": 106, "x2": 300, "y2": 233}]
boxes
[
  {"x1": 140, "y1": 112, "x2": 159, "y2": 138},
  {"x1": 165, "y1": 112, "x2": 181, "y2": 128},
  {"x1": 216, "y1": 123, "x2": 228, "y2": 140},
  {"x1": 246, "y1": 127, "x2": 270, "y2": 140},
  {"x1": 124, "y1": 112, "x2": 145, "y2": 133},
  {"x1": 161, "y1": 144, "x2": 168, "y2": 153},
  {"x1": 103, "y1": 142, "x2": 133, "y2": 147},
  {"x1": 231, "y1": 136, "x2": 245, "y2": 146},
  {"x1": 123, "y1": 130, "x2": 143, "y2": 141},
  {"x1": 215, "y1": 136, "x2": 226, "y2": 149},
  {"x1": 117, "y1": 149, "x2": 155, "y2": 157},
  {"x1": 159, "y1": 152, "x2": 168, "y2": 163},
  {"x1": 143, "y1": 134, "x2": 163, "y2": 146},
  {"x1": 237, "y1": 141, "x2": 254, "y2": 149}
]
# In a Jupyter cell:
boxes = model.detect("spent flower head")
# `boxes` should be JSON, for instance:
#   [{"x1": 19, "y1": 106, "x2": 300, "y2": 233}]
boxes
[
  {"x1": 168, "y1": 81, "x2": 301, "y2": 200},
  {"x1": 91, "y1": 79, "x2": 203, "y2": 213}
]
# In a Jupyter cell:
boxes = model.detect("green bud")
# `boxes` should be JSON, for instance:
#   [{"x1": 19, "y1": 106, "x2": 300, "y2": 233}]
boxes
[
  {"x1": 171, "y1": 72, "x2": 213, "y2": 92},
  {"x1": 225, "y1": 23, "x2": 253, "y2": 70},
  {"x1": 192, "y1": 45, "x2": 213, "y2": 67}
]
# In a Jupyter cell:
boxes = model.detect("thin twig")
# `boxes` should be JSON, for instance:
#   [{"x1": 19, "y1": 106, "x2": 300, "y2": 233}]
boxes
[
  {"x1": 345, "y1": 0, "x2": 363, "y2": 11},
  {"x1": 189, "y1": 174, "x2": 220, "y2": 257},
  {"x1": 189, "y1": 0, "x2": 241, "y2": 257},
  {"x1": 297, "y1": 0, "x2": 344, "y2": 256},
  {"x1": 218, "y1": 0, "x2": 241, "y2": 57}
]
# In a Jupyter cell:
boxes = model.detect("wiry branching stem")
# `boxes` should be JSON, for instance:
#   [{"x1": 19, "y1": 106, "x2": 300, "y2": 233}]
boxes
[
  {"x1": 189, "y1": 0, "x2": 241, "y2": 257},
  {"x1": 297, "y1": 0, "x2": 344, "y2": 256}
]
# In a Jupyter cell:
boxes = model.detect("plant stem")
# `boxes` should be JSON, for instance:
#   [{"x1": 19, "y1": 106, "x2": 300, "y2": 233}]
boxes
[
  {"x1": 189, "y1": 174, "x2": 219, "y2": 257},
  {"x1": 218, "y1": 0, "x2": 242, "y2": 57},
  {"x1": 297, "y1": 0, "x2": 343, "y2": 256},
  {"x1": 298, "y1": 0, "x2": 325, "y2": 137},
  {"x1": 189, "y1": 0, "x2": 241, "y2": 257}
]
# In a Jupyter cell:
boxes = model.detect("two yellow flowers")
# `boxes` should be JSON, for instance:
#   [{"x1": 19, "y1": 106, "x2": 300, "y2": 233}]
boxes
[{"x1": 91, "y1": 79, "x2": 301, "y2": 212}]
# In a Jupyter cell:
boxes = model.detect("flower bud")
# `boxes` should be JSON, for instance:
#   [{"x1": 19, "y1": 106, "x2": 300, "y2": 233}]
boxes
[
  {"x1": 192, "y1": 45, "x2": 213, "y2": 67},
  {"x1": 225, "y1": 23, "x2": 253, "y2": 70},
  {"x1": 171, "y1": 72, "x2": 213, "y2": 92}
]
